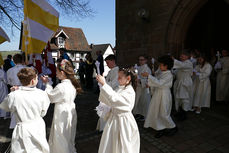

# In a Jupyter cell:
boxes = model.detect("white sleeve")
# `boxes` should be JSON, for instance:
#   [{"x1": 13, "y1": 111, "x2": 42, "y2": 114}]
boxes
[
  {"x1": 99, "y1": 84, "x2": 133, "y2": 112},
  {"x1": 106, "y1": 70, "x2": 119, "y2": 89},
  {"x1": 214, "y1": 61, "x2": 222, "y2": 70},
  {"x1": 222, "y1": 64, "x2": 229, "y2": 74},
  {"x1": 173, "y1": 59, "x2": 193, "y2": 69},
  {"x1": 41, "y1": 92, "x2": 51, "y2": 117},
  {"x1": 148, "y1": 74, "x2": 172, "y2": 87},
  {"x1": 140, "y1": 67, "x2": 152, "y2": 88},
  {"x1": 199, "y1": 65, "x2": 212, "y2": 80},
  {"x1": 0, "y1": 94, "x2": 15, "y2": 112},
  {"x1": 45, "y1": 83, "x2": 64, "y2": 103}
]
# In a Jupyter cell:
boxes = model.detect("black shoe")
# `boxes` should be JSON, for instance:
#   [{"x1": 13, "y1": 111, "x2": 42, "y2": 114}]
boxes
[
  {"x1": 139, "y1": 116, "x2": 145, "y2": 121},
  {"x1": 176, "y1": 109, "x2": 187, "y2": 121},
  {"x1": 164, "y1": 127, "x2": 178, "y2": 136},
  {"x1": 134, "y1": 114, "x2": 141, "y2": 120},
  {"x1": 180, "y1": 110, "x2": 187, "y2": 121},
  {"x1": 154, "y1": 130, "x2": 165, "y2": 138},
  {"x1": 6, "y1": 129, "x2": 13, "y2": 138}
]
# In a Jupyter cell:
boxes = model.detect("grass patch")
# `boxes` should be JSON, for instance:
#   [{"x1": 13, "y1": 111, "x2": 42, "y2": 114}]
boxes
[{"x1": 0, "y1": 51, "x2": 21, "y2": 59}]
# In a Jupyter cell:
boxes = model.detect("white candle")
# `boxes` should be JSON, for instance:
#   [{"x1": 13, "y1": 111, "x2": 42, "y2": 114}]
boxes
[{"x1": 95, "y1": 60, "x2": 100, "y2": 75}]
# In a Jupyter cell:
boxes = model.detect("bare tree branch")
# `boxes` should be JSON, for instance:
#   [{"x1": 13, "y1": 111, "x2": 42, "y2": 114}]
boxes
[
  {"x1": 0, "y1": 0, "x2": 94, "y2": 32},
  {"x1": 0, "y1": 4, "x2": 21, "y2": 30}
]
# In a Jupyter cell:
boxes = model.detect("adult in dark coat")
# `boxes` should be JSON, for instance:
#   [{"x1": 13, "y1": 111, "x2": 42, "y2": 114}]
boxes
[
  {"x1": 3, "y1": 55, "x2": 14, "y2": 72},
  {"x1": 85, "y1": 53, "x2": 94, "y2": 89}
]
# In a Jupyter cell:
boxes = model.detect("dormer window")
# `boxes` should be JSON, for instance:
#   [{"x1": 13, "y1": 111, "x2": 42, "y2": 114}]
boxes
[{"x1": 58, "y1": 37, "x2": 65, "y2": 48}]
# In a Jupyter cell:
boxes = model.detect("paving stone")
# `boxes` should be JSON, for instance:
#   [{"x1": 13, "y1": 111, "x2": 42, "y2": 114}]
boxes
[{"x1": 174, "y1": 143, "x2": 191, "y2": 152}]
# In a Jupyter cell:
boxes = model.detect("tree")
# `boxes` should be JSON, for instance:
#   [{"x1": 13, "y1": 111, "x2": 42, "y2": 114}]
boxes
[{"x1": 0, "y1": 0, "x2": 94, "y2": 30}]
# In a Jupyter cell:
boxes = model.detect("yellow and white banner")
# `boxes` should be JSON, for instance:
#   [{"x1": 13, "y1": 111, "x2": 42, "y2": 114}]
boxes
[
  {"x1": 0, "y1": 27, "x2": 10, "y2": 44},
  {"x1": 22, "y1": 0, "x2": 59, "y2": 54}
]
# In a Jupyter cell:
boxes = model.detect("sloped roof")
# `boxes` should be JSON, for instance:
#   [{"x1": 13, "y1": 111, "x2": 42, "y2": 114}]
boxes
[
  {"x1": 50, "y1": 26, "x2": 91, "y2": 52},
  {"x1": 91, "y1": 44, "x2": 113, "y2": 59}
]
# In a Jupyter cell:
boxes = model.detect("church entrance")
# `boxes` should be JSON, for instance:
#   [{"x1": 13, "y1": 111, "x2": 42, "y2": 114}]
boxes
[
  {"x1": 185, "y1": 0, "x2": 229, "y2": 57},
  {"x1": 166, "y1": 0, "x2": 229, "y2": 59}
]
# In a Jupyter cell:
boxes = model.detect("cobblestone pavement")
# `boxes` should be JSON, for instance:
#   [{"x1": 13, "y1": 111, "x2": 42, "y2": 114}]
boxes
[{"x1": 1, "y1": 86, "x2": 229, "y2": 153}]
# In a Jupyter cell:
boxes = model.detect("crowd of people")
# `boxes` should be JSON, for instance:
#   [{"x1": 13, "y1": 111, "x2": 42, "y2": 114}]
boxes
[
  {"x1": 132, "y1": 49, "x2": 229, "y2": 139},
  {"x1": 78, "y1": 51, "x2": 104, "y2": 90},
  {"x1": 0, "y1": 48, "x2": 228, "y2": 153}
]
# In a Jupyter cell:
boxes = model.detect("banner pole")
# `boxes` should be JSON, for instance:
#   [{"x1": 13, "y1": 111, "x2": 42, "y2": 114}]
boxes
[{"x1": 24, "y1": 19, "x2": 29, "y2": 65}]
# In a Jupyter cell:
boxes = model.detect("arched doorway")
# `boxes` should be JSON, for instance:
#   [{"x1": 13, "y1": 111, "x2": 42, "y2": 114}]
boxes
[
  {"x1": 166, "y1": 0, "x2": 229, "y2": 57},
  {"x1": 185, "y1": 0, "x2": 229, "y2": 53}
]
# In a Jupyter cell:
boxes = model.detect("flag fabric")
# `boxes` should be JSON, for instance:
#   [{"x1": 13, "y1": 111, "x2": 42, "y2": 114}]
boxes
[
  {"x1": 22, "y1": 0, "x2": 59, "y2": 54},
  {"x1": 0, "y1": 27, "x2": 10, "y2": 44},
  {"x1": 29, "y1": 53, "x2": 43, "y2": 74}
]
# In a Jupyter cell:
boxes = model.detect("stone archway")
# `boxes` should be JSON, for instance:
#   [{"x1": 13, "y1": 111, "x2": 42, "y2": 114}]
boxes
[
  {"x1": 166, "y1": 0, "x2": 229, "y2": 56},
  {"x1": 165, "y1": 0, "x2": 209, "y2": 56}
]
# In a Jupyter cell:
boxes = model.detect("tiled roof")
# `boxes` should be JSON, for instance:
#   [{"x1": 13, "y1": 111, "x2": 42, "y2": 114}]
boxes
[
  {"x1": 50, "y1": 26, "x2": 91, "y2": 52},
  {"x1": 91, "y1": 44, "x2": 113, "y2": 59}
]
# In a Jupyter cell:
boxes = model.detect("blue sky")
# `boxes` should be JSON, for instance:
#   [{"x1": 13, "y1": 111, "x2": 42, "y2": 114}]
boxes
[{"x1": 0, "y1": 0, "x2": 115, "y2": 51}]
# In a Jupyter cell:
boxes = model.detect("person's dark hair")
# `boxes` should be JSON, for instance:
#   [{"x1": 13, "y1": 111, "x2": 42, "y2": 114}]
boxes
[
  {"x1": 158, "y1": 55, "x2": 174, "y2": 70},
  {"x1": 198, "y1": 53, "x2": 207, "y2": 68},
  {"x1": 138, "y1": 54, "x2": 148, "y2": 60},
  {"x1": 119, "y1": 67, "x2": 137, "y2": 91},
  {"x1": 191, "y1": 49, "x2": 198, "y2": 58},
  {"x1": 7, "y1": 55, "x2": 12, "y2": 59},
  {"x1": 105, "y1": 54, "x2": 116, "y2": 61},
  {"x1": 57, "y1": 59, "x2": 83, "y2": 94},
  {"x1": 13, "y1": 54, "x2": 23, "y2": 64},
  {"x1": 138, "y1": 54, "x2": 151, "y2": 68},
  {"x1": 86, "y1": 53, "x2": 93, "y2": 63},
  {"x1": 17, "y1": 67, "x2": 38, "y2": 86},
  {"x1": 181, "y1": 49, "x2": 191, "y2": 57}
]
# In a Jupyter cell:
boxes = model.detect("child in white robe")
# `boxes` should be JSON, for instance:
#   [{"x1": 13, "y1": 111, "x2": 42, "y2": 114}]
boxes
[
  {"x1": 96, "y1": 55, "x2": 119, "y2": 131},
  {"x1": 0, "y1": 67, "x2": 50, "y2": 153},
  {"x1": 96, "y1": 68, "x2": 140, "y2": 153},
  {"x1": 173, "y1": 50, "x2": 193, "y2": 121},
  {"x1": 133, "y1": 55, "x2": 151, "y2": 121},
  {"x1": 143, "y1": 55, "x2": 177, "y2": 138},
  {"x1": 41, "y1": 59, "x2": 82, "y2": 153},
  {"x1": 215, "y1": 49, "x2": 229, "y2": 102},
  {"x1": 0, "y1": 67, "x2": 9, "y2": 118},
  {"x1": 193, "y1": 54, "x2": 212, "y2": 114}
]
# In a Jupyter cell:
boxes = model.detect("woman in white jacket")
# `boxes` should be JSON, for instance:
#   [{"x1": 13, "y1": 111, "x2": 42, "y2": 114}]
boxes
[
  {"x1": 41, "y1": 59, "x2": 82, "y2": 153},
  {"x1": 192, "y1": 54, "x2": 212, "y2": 114},
  {"x1": 96, "y1": 68, "x2": 140, "y2": 153}
]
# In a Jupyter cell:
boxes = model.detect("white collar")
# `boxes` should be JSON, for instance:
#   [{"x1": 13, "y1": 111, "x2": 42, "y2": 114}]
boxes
[
  {"x1": 111, "y1": 66, "x2": 119, "y2": 70},
  {"x1": 61, "y1": 79, "x2": 71, "y2": 83},
  {"x1": 19, "y1": 86, "x2": 37, "y2": 91}
]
